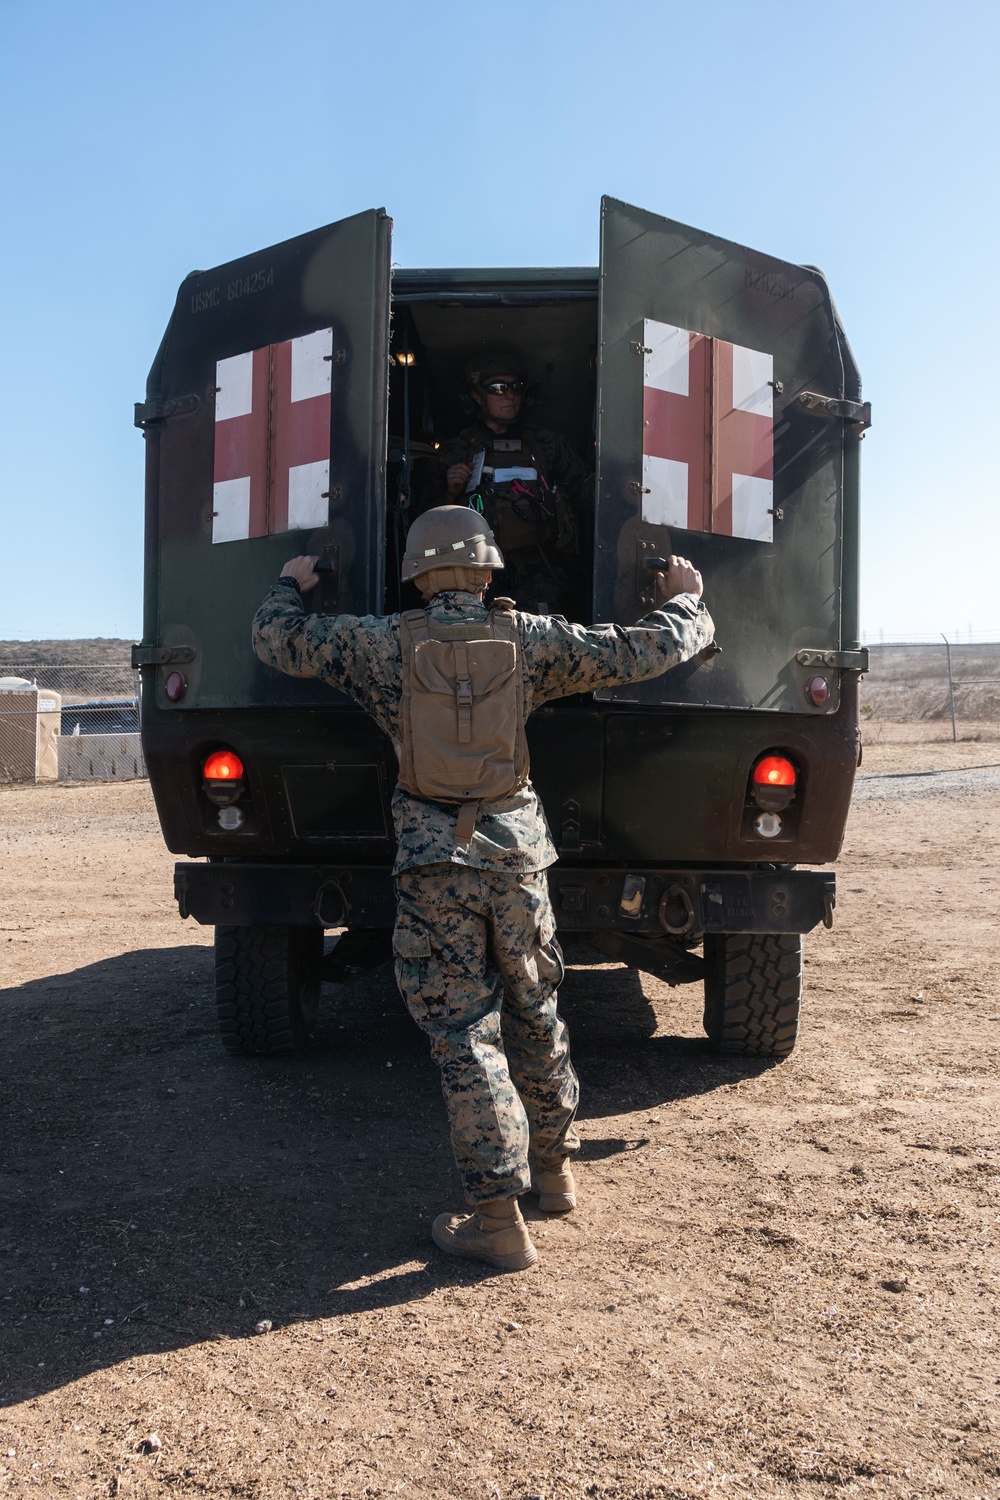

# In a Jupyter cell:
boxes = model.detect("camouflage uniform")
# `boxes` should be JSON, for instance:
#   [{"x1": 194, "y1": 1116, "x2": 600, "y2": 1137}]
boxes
[
  {"x1": 422, "y1": 420, "x2": 592, "y2": 617},
  {"x1": 394, "y1": 865, "x2": 574, "y2": 1201},
  {"x1": 253, "y1": 584, "x2": 714, "y2": 1204}
]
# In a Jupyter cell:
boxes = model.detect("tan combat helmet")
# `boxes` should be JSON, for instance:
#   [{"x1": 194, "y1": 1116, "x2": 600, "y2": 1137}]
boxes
[{"x1": 401, "y1": 505, "x2": 504, "y2": 584}]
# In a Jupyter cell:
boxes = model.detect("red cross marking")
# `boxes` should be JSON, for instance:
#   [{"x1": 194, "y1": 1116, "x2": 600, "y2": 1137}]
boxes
[
  {"x1": 640, "y1": 322, "x2": 774, "y2": 542},
  {"x1": 267, "y1": 336, "x2": 332, "y2": 535},
  {"x1": 712, "y1": 339, "x2": 774, "y2": 538},
  {"x1": 213, "y1": 347, "x2": 270, "y2": 538},
  {"x1": 212, "y1": 332, "x2": 333, "y2": 542},
  {"x1": 642, "y1": 331, "x2": 711, "y2": 532}
]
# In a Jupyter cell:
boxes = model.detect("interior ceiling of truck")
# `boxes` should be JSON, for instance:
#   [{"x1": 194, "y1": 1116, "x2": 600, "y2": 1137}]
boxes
[{"x1": 401, "y1": 301, "x2": 598, "y2": 457}]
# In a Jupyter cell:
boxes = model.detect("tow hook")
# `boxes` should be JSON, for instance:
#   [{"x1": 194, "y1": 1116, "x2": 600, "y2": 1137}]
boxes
[
  {"x1": 312, "y1": 878, "x2": 349, "y2": 927},
  {"x1": 822, "y1": 882, "x2": 836, "y2": 930},
  {"x1": 659, "y1": 882, "x2": 696, "y2": 938}
]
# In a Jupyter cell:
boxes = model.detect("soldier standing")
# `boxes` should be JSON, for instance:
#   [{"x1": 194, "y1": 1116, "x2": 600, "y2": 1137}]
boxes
[
  {"x1": 424, "y1": 352, "x2": 591, "y2": 617},
  {"x1": 253, "y1": 506, "x2": 713, "y2": 1272}
]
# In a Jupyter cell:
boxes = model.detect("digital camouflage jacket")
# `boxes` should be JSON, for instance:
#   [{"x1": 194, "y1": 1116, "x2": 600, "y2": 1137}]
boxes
[{"x1": 252, "y1": 584, "x2": 715, "y2": 874}]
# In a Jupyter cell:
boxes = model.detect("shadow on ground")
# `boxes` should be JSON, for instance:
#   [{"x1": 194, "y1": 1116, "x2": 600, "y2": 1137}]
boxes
[{"x1": 0, "y1": 944, "x2": 771, "y2": 1405}]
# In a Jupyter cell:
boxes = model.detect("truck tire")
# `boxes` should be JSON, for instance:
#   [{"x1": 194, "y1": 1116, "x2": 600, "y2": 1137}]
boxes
[
  {"x1": 702, "y1": 933, "x2": 802, "y2": 1059},
  {"x1": 215, "y1": 925, "x2": 322, "y2": 1057}
]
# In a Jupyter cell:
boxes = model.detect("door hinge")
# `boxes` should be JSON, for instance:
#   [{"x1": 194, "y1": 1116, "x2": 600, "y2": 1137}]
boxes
[
  {"x1": 630, "y1": 341, "x2": 653, "y2": 356},
  {"x1": 131, "y1": 644, "x2": 197, "y2": 667},
  {"x1": 796, "y1": 647, "x2": 870, "y2": 672},
  {"x1": 134, "y1": 394, "x2": 201, "y2": 428},
  {"x1": 796, "y1": 390, "x2": 871, "y2": 434}
]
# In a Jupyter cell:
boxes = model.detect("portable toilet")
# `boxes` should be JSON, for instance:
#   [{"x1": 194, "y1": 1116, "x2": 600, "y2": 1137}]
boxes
[{"x1": 0, "y1": 678, "x2": 61, "y2": 782}]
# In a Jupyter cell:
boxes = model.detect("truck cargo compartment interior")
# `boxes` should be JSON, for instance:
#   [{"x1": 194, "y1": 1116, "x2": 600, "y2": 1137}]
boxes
[{"x1": 385, "y1": 289, "x2": 598, "y2": 617}]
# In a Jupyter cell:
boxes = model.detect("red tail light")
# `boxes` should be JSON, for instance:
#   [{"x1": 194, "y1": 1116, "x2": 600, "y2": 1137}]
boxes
[
  {"x1": 753, "y1": 755, "x2": 796, "y2": 788},
  {"x1": 203, "y1": 749, "x2": 244, "y2": 781},
  {"x1": 750, "y1": 753, "x2": 798, "y2": 818}
]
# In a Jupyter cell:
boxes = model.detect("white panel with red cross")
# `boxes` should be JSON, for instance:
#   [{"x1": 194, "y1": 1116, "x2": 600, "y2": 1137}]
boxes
[
  {"x1": 640, "y1": 318, "x2": 774, "y2": 543},
  {"x1": 212, "y1": 328, "x2": 333, "y2": 544}
]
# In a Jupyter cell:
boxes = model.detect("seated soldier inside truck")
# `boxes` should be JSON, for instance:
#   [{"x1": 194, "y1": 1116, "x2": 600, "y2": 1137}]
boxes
[{"x1": 422, "y1": 351, "x2": 592, "y2": 618}]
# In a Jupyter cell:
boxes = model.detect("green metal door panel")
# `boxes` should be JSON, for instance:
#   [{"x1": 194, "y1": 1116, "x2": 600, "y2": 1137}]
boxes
[
  {"x1": 145, "y1": 209, "x2": 391, "y2": 710},
  {"x1": 595, "y1": 197, "x2": 849, "y2": 713},
  {"x1": 600, "y1": 714, "x2": 734, "y2": 861},
  {"x1": 282, "y1": 764, "x2": 390, "y2": 840},
  {"x1": 527, "y1": 708, "x2": 604, "y2": 852}
]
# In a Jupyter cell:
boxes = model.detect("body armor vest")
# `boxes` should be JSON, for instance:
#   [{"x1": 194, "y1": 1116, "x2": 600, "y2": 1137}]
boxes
[
  {"x1": 396, "y1": 600, "x2": 530, "y2": 849},
  {"x1": 471, "y1": 436, "x2": 559, "y2": 553}
]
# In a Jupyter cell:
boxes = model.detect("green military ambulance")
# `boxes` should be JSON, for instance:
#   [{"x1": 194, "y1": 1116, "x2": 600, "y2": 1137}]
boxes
[{"x1": 134, "y1": 197, "x2": 868, "y2": 1060}]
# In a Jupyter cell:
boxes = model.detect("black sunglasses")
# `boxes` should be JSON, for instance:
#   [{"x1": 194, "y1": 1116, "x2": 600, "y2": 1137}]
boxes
[{"x1": 481, "y1": 379, "x2": 523, "y2": 396}]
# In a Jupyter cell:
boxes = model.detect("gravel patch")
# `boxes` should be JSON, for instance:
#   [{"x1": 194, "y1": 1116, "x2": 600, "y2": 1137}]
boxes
[{"x1": 855, "y1": 761, "x2": 1000, "y2": 800}]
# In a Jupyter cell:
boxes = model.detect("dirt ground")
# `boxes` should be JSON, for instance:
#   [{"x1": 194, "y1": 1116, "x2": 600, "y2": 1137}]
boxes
[{"x1": 1, "y1": 745, "x2": 998, "y2": 1500}]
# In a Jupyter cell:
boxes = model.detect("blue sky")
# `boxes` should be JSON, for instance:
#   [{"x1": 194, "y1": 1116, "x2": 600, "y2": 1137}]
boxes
[{"x1": 1, "y1": 0, "x2": 997, "y2": 640}]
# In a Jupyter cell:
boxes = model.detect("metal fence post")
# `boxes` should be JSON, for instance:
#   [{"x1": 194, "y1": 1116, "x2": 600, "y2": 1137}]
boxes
[{"x1": 942, "y1": 634, "x2": 957, "y2": 742}]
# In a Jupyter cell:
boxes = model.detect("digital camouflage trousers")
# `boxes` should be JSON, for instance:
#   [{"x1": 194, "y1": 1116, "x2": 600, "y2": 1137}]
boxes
[{"x1": 392, "y1": 863, "x2": 580, "y2": 1205}]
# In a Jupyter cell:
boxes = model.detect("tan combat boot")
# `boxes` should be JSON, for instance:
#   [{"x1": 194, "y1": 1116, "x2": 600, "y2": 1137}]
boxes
[
  {"x1": 432, "y1": 1196, "x2": 538, "y2": 1272},
  {"x1": 531, "y1": 1158, "x2": 576, "y2": 1214}
]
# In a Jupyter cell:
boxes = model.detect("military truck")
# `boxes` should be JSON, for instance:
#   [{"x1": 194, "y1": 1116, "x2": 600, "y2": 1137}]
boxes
[{"x1": 133, "y1": 197, "x2": 868, "y2": 1061}]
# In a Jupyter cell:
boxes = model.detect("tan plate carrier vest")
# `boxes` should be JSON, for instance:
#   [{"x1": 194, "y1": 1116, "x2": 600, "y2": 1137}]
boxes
[{"x1": 397, "y1": 600, "x2": 530, "y2": 850}]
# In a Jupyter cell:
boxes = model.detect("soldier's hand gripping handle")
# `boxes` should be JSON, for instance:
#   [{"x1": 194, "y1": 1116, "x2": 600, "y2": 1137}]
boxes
[
  {"x1": 279, "y1": 555, "x2": 321, "y2": 592},
  {"x1": 652, "y1": 554, "x2": 703, "y2": 605}
]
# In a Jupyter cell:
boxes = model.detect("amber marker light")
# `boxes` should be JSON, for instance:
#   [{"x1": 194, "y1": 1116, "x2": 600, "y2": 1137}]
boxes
[{"x1": 203, "y1": 750, "x2": 244, "y2": 782}]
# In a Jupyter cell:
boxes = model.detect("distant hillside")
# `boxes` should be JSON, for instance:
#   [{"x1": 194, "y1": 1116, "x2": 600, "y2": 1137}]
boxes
[{"x1": 0, "y1": 639, "x2": 133, "y2": 668}]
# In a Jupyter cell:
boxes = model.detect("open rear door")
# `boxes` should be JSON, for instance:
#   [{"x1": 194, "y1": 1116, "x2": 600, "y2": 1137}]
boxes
[
  {"x1": 595, "y1": 197, "x2": 858, "y2": 712},
  {"x1": 142, "y1": 209, "x2": 391, "y2": 709}
]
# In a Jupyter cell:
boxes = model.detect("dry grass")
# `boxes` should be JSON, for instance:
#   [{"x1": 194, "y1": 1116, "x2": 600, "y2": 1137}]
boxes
[{"x1": 861, "y1": 642, "x2": 1000, "y2": 740}]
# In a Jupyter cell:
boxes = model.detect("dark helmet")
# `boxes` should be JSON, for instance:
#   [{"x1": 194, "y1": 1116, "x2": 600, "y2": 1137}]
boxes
[
  {"x1": 463, "y1": 348, "x2": 525, "y2": 389},
  {"x1": 401, "y1": 506, "x2": 505, "y2": 583}
]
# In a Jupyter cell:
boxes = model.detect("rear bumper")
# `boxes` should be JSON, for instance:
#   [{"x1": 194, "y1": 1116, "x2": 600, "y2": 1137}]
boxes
[{"x1": 175, "y1": 861, "x2": 835, "y2": 936}]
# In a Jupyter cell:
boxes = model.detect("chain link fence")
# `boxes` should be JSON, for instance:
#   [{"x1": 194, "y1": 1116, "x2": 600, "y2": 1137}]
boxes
[
  {"x1": 3, "y1": 638, "x2": 998, "y2": 780},
  {"x1": 0, "y1": 663, "x2": 143, "y2": 783},
  {"x1": 860, "y1": 639, "x2": 1000, "y2": 742}
]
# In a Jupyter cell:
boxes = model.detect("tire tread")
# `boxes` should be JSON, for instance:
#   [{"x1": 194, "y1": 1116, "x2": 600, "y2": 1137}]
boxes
[
  {"x1": 703, "y1": 932, "x2": 803, "y2": 1059},
  {"x1": 214, "y1": 925, "x2": 321, "y2": 1057}
]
